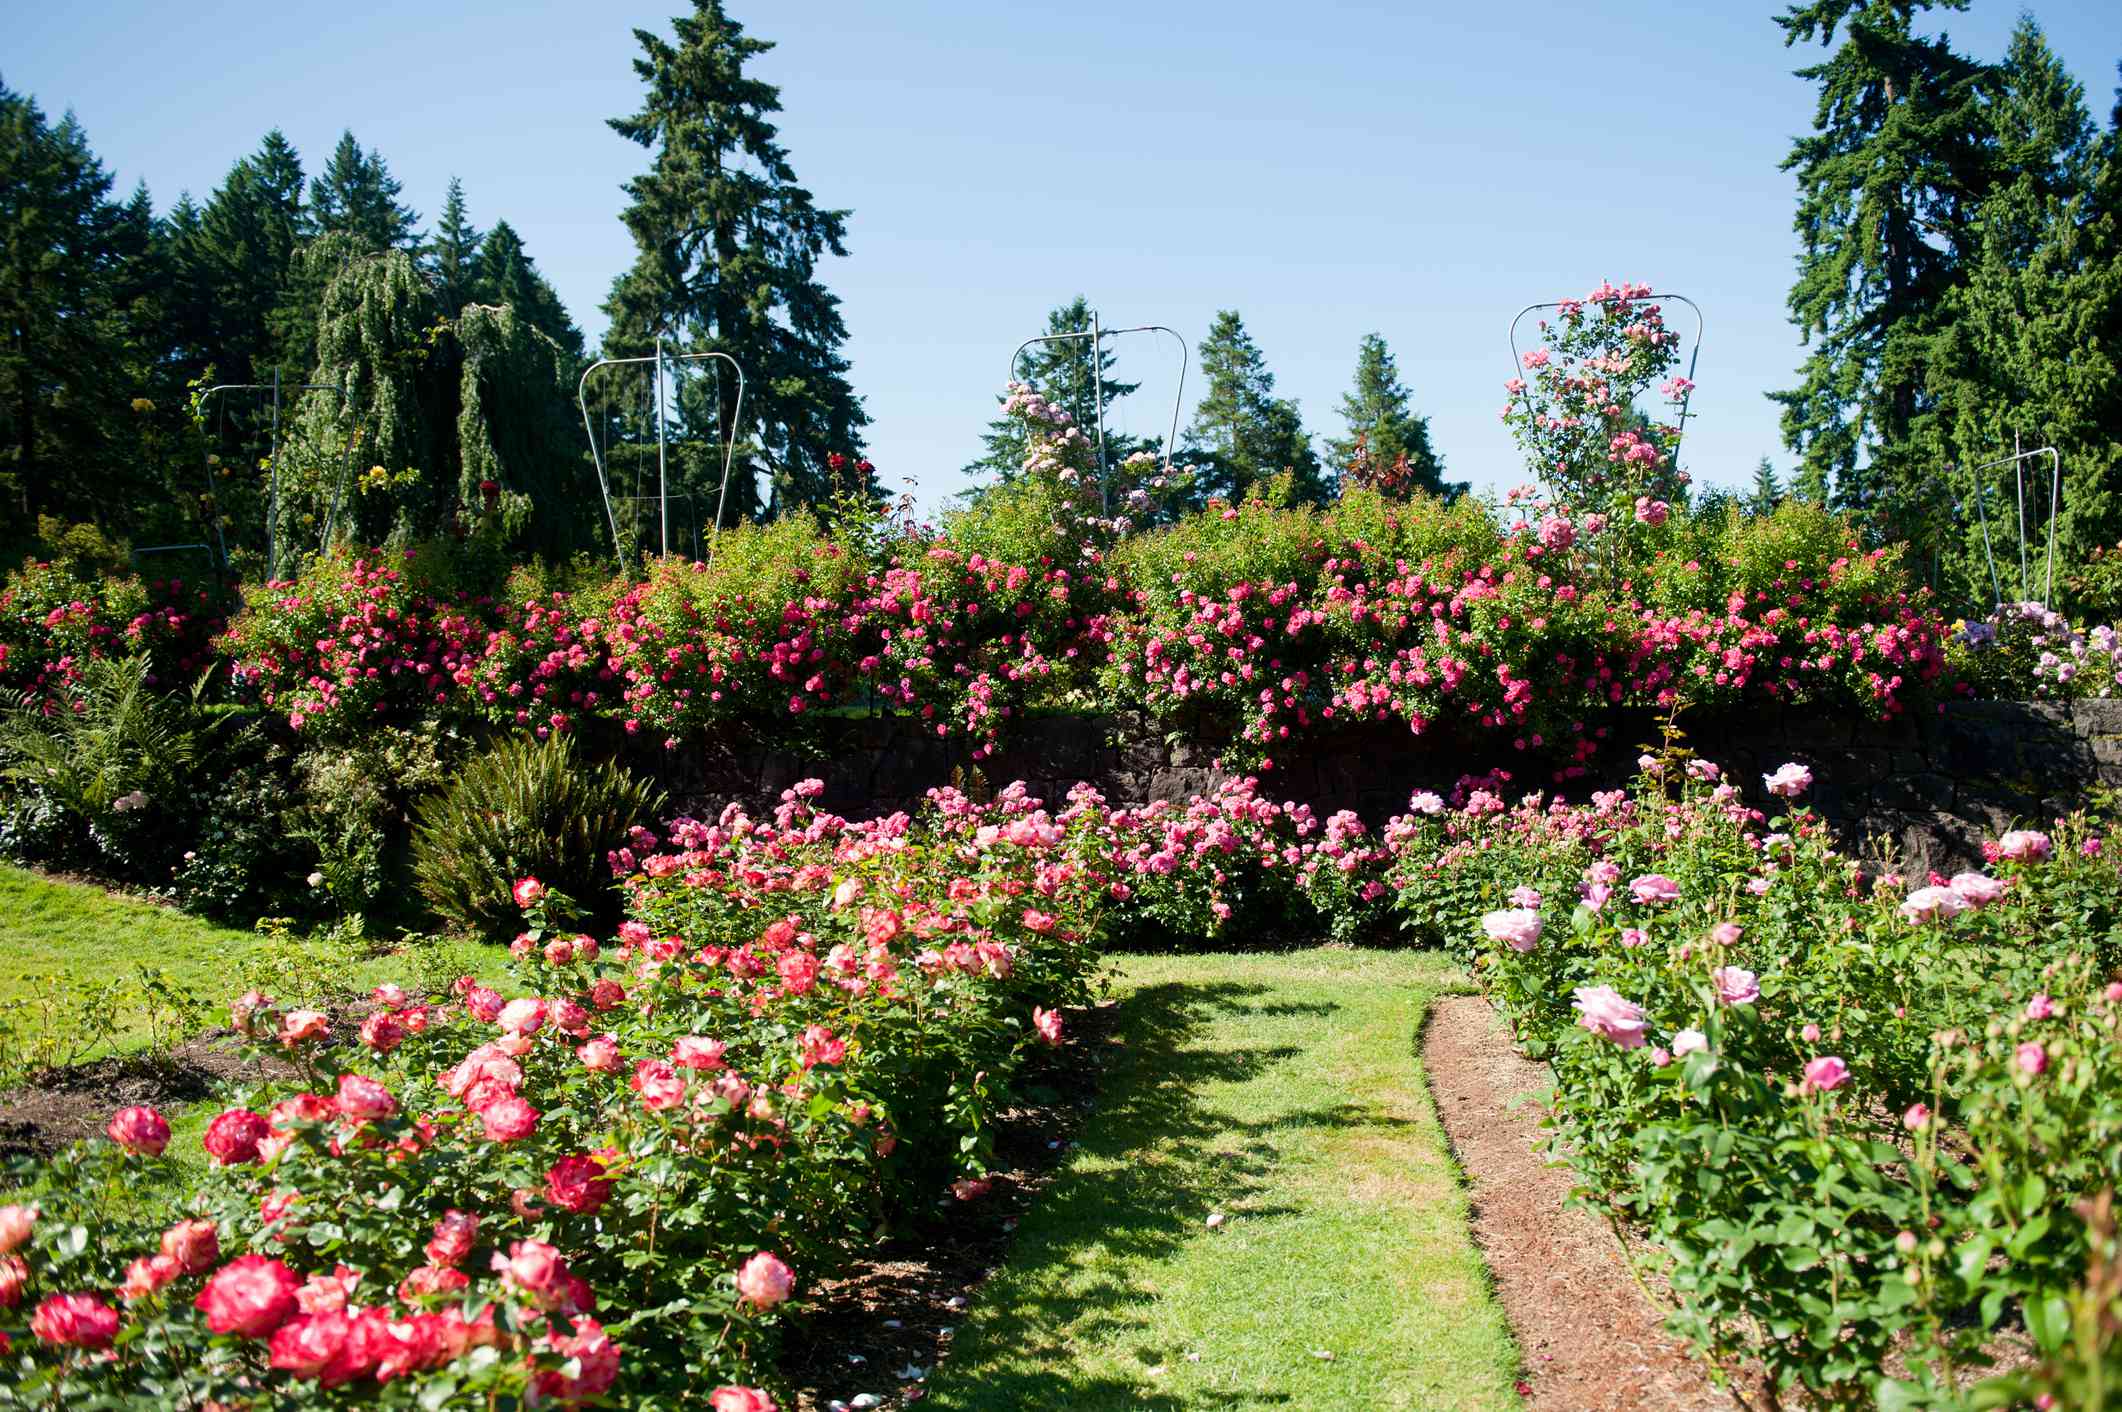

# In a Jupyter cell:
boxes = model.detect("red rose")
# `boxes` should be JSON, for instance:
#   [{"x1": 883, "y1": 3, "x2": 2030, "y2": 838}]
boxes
[
  {"x1": 269, "y1": 1309, "x2": 349, "y2": 1380},
  {"x1": 532, "y1": 1315, "x2": 620, "y2": 1403},
  {"x1": 480, "y1": 1093, "x2": 540, "y2": 1142},
  {"x1": 0, "y1": 1255, "x2": 29, "y2": 1308},
  {"x1": 359, "y1": 1011, "x2": 404, "y2": 1053},
  {"x1": 30, "y1": 1292, "x2": 121, "y2": 1348},
  {"x1": 424, "y1": 1209, "x2": 480, "y2": 1268},
  {"x1": 107, "y1": 1105, "x2": 170, "y2": 1155},
  {"x1": 195, "y1": 1254, "x2": 300, "y2": 1338},
  {"x1": 709, "y1": 1388, "x2": 779, "y2": 1412},
  {"x1": 544, "y1": 1155, "x2": 614, "y2": 1214},
  {"x1": 588, "y1": 978, "x2": 627, "y2": 1011},
  {"x1": 512, "y1": 877, "x2": 546, "y2": 908},
  {"x1": 204, "y1": 1109, "x2": 271, "y2": 1165},
  {"x1": 160, "y1": 1218, "x2": 220, "y2": 1274}
]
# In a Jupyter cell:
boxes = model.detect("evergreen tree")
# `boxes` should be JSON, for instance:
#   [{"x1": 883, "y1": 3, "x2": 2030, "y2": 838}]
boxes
[
  {"x1": 427, "y1": 176, "x2": 483, "y2": 316},
  {"x1": 185, "y1": 131, "x2": 306, "y2": 385},
  {"x1": 1770, "y1": 0, "x2": 1997, "y2": 541},
  {"x1": 1181, "y1": 310, "x2": 1326, "y2": 505},
  {"x1": 309, "y1": 130, "x2": 418, "y2": 251},
  {"x1": 477, "y1": 220, "x2": 582, "y2": 358},
  {"x1": 1749, "y1": 457, "x2": 1785, "y2": 515},
  {"x1": 603, "y1": 1, "x2": 869, "y2": 525},
  {"x1": 966, "y1": 295, "x2": 1145, "y2": 488},
  {"x1": 1324, "y1": 332, "x2": 1460, "y2": 499}
]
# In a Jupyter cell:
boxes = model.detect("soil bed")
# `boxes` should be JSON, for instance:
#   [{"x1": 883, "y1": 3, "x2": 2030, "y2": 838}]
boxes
[
  {"x1": 1423, "y1": 993, "x2": 1744, "y2": 1412},
  {"x1": 0, "y1": 1034, "x2": 272, "y2": 1162}
]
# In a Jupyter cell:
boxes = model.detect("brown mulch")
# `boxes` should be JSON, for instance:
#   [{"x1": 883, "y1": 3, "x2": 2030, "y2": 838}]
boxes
[
  {"x1": 1424, "y1": 993, "x2": 1745, "y2": 1412},
  {"x1": 776, "y1": 999, "x2": 1120, "y2": 1412},
  {"x1": 0, "y1": 1032, "x2": 276, "y2": 1163}
]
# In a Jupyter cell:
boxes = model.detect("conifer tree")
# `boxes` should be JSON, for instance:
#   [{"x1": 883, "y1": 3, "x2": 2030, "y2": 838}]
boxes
[
  {"x1": 185, "y1": 131, "x2": 306, "y2": 384},
  {"x1": 603, "y1": 0, "x2": 869, "y2": 525},
  {"x1": 966, "y1": 296, "x2": 1145, "y2": 487},
  {"x1": 428, "y1": 176, "x2": 483, "y2": 317},
  {"x1": 1182, "y1": 310, "x2": 1325, "y2": 505},
  {"x1": 1770, "y1": 0, "x2": 1996, "y2": 540},
  {"x1": 1324, "y1": 333, "x2": 1459, "y2": 499},
  {"x1": 477, "y1": 220, "x2": 582, "y2": 358},
  {"x1": 1749, "y1": 457, "x2": 1784, "y2": 515},
  {"x1": 309, "y1": 130, "x2": 418, "y2": 252}
]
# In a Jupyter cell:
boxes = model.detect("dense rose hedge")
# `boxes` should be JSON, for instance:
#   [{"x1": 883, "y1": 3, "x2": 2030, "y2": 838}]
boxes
[{"x1": 1413, "y1": 756, "x2": 2122, "y2": 1408}]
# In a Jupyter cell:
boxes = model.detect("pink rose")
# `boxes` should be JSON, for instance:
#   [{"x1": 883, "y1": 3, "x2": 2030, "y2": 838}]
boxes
[
  {"x1": 735, "y1": 1251, "x2": 795, "y2": 1308},
  {"x1": 1763, "y1": 762, "x2": 1812, "y2": 798},
  {"x1": 710, "y1": 1389, "x2": 780, "y2": 1412},
  {"x1": 359, "y1": 1011, "x2": 405, "y2": 1053},
  {"x1": 512, "y1": 877, "x2": 546, "y2": 908},
  {"x1": 672, "y1": 1036, "x2": 728, "y2": 1070},
  {"x1": 491, "y1": 1240, "x2": 570, "y2": 1308},
  {"x1": 280, "y1": 1009, "x2": 329, "y2": 1046},
  {"x1": 1712, "y1": 966, "x2": 1759, "y2": 1006},
  {"x1": 1629, "y1": 874, "x2": 1680, "y2": 905},
  {"x1": 532, "y1": 1315, "x2": 620, "y2": 1403},
  {"x1": 2017, "y1": 1041, "x2": 2048, "y2": 1075},
  {"x1": 0, "y1": 1254, "x2": 27, "y2": 1307},
  {"x1": 479, "y1": 1094, "x2": 540, "y2": 1142},
  {"x1": 1033, "y1": 1007, "x2": 1064, "y2": 1044},
  {"x1": 1571, "y1": 986, "x2": 1648, "y2": 1048},
  {"x1": 1709, "y1": 922, "x2": 1743, "y2": 946},
  {"x1": 545, "y1": 1156, "x2": 615, "y2": 1215},
  {"x1": 1619, "y1": 927, "x2": 1650, "y2": 947},
  {"x1": 1480, "y1": 908, "x2": 1542, "y2": 952},
  {"x1": 1672, "y1": 1028, "x2": 1708, "y2": 1056},
  {"x1": 119, "y1": 1254, "x2": 180, "y2": 1301},
  {"x1": 31, "y1": 1292, "x2": 120, "y2": 1348},
  {"x1": 1949, "y1": 872, "x2": 2006, "y2": 907},
  {"x1": 372, "y1": 983, "x2": 407, "y2": 1007},
  {"x1": 1802, "y1": 1056, "x2": 1850, "y2": 1093},
  {"x1": 632, "y1": 1059, "x2": 686, "y2": 1111},
  {"x1": 425, "y1": 1210, "x2": 480, "y2": 1268},
  {"x1": 107, "y1": 1105, "x2": 170, "y2": 1156},
  {"x1": 2026, "y1": 994, "x2": 2057, "y2": 1020},
  {"x1": 269, "y1": 1309, "x2": 351, "y2": 1381},
  {"x1": 1998, "y1": 830, "x2": 2053, "y2": 862},
  {"x1": 160, "y1": 1218, "x2": 220, "y2": 1274},
  {"x1": 497, "y1": 998, "x2": 547, "y2": 1035},
  {"x1": 195, "y1": 1254, "x2": 301, "y2": 1337},
  {"x1": 578, "y1": 1035, "x2": 621, "y2": 1072},
  {"x1": 0, "y1": 1205, "x2": 38, "y2": 1254},
  {"x1": 1904, "y1": 1103, "x2": 1931, "y2": 1131},
  {"x1": 1900, "y1": 885, "x2": 1970, "y2": 924},
  {"x1": 335, "y1": 1073, "x2": 397, "y2": 1124}
]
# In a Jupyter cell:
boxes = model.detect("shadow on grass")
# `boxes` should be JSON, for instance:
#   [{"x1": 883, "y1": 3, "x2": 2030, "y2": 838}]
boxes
[{"x1": 933, "y1": 978, "x2": 1407, "y2": 1411}]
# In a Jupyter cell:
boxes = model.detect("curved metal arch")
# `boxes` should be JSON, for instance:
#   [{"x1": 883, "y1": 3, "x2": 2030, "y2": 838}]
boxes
[
  {"x1": 1007, "y1": 318, "x2": 1190, "y2": 515},
  {"x1": 1962, "y1": 444, "x2": 2062, "y2": 609},
  {"x1": 577, "y1": 341, "x2": 746, "y2": 564},
  {"x1": 197, "y1": 374, "x2": 351, "y2": 579},
  {"x1": 1506, "y1": 293, "x2": 1705, "y2": 463}
]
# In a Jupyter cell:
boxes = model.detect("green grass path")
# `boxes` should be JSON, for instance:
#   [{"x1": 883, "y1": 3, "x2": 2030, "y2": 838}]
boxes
[{"x1": 924, "y1": 947, "x2": 1522, "y2": 1411}]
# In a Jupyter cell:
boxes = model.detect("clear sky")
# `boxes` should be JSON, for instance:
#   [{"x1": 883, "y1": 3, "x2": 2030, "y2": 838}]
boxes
[{"x1": 10, "y1": 0, "x2": 2119, "y2": 512}]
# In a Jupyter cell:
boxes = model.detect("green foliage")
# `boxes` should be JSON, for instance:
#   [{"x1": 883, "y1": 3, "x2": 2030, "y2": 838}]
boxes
[
  {"x1": 1325, "y1": 332, "x2": 1460, "y2": 501},
  {"x1": 308, "y1": 128, "x2": 418, "y2": 252},
  {"x1": 966, "y1": 295, "x2": 1148, "y2": 490},
  {"x1": 1182, "y1": 310, "x2": 1327, "y2": 506},
  {"x1": 411, "y1": 732, "x2": 663, "y2": 937},
  {"x1": 0, "y1": 652, "x2": 208, "y2": 842}
]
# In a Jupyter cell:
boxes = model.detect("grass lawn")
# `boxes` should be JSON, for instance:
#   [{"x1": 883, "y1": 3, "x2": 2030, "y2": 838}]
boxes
[
  {"x1": 0, "y1": 863, "x2": 501, "y2": 1063},
  {"x1": 923, "y1": 947, "x2": 1523, "y2": 1412}
]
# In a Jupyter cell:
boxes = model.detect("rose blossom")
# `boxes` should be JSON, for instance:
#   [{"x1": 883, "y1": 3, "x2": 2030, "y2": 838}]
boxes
[
  {"x1": 31, "y1": 1292, "x2": 120, "y2": 1348},
  {"x1": 0, "y1": 1255, "x2": 25, "y2": 1307},
  {"x1": 511, "y1": 877, "x2": 546, "y2": 907},
  {"x1": 1763, "y1": 762, "x2": 1812, "y2": 798},
  {"x1": 0, "y1": 1205, "x2": 38, "y2": 1254},
  {"x1": 195, "y1": 1254, "x2": 301, "y2": 1337},
  {"x1": 532, "y1": 1315, "x2": 620, "y2": 1403},
  {"x1": 335, "y1": 1073, "x2": 397, "y2": 1124},
  {"x1": 1480, "y1": 908, "x2": 1542, "y2": 952},
  {"x1": 1709, "y1": 922, "x2": 1743, "y2": 946},
  {"x1": 1630, "y1": 874, "x2": 1680, "y2": 905},
  {"x1": 1672, "y1": 1028, "x2": 1709, "y2": 1056},
  {"x1": 425, "y1": 1210, "x2": 479, "y2": 1268},
  {"x1": 107, "y1": 1105, "x2": 170, "y2": 1156},
  {"x1": 735, "y1": 1251, "x2": 795, "y2": 1307},
  {"x1": 578, "y1": 1035, "x2": 621, "y2": 1072},
  {"x1": 1900, "y1": 885, "x2": 1971, "y2": 924},
  {"x1": 1619, "y1": 927, "x2": 1650, "y2": 947},
  {"x1": 2026, "y1": 994, "x2": 2057, "y2": 1020},
  {"x1": 161, "y1": 1218, "x2": 220, "y2": 1274},
  {"x1": 632, "y1": 1059, "x2": 686, "y2": 1111},
  {"x1": 1997, "y1": 830, "x2": 2053, "y2": 862},
  {"x1": 545, "y1": 1156, "x2": 615, "y2": 1215},
  {"x1": 359, "y1": 1011, "x2": 405, "y2": 1053},
  {"x1": 491, "y1": 1240, "x2": 570, "y2": 1309},
  {"x1": 672, "y1": 1036, "x2": 728, "y2": 1070},
  {"x1": 710, "y1": 1389, "x2": 780, "y2": 1412},
  {"x1": 1572, "y1": 986, "x2": 1648, "y2": 1048},
  {"x1": 280, "y1": 1009, "x2": 329, "y2": 1045},
  {"x1": 1802, "y1": 1056, "x2": 1850, "y2": 1093},
  {"x1": 479, "y1": 1094, "x2": 540, "y2": 1143},
  {"x1": 1949, "y1": 872, "x2": 2006, "y2": 906},
  {"x1": 2017, "y1": 1041, "x2": 2048, "y2": 1075},
  {"x1": 119, "y1": 1253, "x2": 180, "y2": 1301},
  {"x1": 1903, "y1": 1103, "x2": 1931, "y2": 1131},
  {"x1": 1712, "y1": 966, "x2": 1760, "y2": 1006},
  {"x1": 497, "y1": 998, "x2": 548, "y2": 1035},
  {"x1": 1034, "y1": 1007, "x2": 1064, "y2": 1043}
]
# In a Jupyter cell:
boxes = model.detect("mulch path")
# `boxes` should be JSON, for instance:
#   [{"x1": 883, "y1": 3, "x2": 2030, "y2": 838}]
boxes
[{"x1": 1424, "y1": 993, "x2": 1745, "y2": 1412}]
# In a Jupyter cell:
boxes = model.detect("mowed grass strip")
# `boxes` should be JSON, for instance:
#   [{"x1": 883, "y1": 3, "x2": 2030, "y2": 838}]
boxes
[{"x1": 923, "y1": 947, "x2": 1522, "y2": 1412}]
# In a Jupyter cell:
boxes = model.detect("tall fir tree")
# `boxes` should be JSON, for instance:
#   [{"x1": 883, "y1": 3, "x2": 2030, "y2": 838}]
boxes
[
  {"x1": 1749, "y1": 456, "x2": 1785, "y2": 515},
  {"x1": 1181, "y1": 310, "x2": 1326, "y2": 506},
  {"x1": 477, "y1": 220, "x2": 583, "y2": 359},
  {"x1": 427, "y1": 176, "x2": 483, "y2": 317},
  {"x1": 966, "y1": 295, "x2": 1145, "y2": 488},
  {"x1": 184, "y1": 130, "x2": 306, "y2": 385},
  {"x1": 603, "y1": 0, "x2": 869, "y2": 525},
  {"x1": 1771, "y1": 0, "x2": 1997, "y2": 543},
  {"x1": 1324, "y1": 332, "x2": 1459, "y2": 499},
  {"x1": 309, "y1": 130, "x2": 418, "y2": 252}
]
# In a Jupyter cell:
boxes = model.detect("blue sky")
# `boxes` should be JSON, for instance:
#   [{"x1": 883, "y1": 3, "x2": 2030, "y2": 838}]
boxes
[{"x1": 11, "y1": 0, "x2": 2119, "y2": 511}]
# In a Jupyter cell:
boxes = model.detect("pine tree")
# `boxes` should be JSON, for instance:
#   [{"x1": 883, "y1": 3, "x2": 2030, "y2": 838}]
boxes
[
  {"x1": 477, "y1": 220, "x2": 582, "y2": 359},
  {"x1": 1749, "y1": 457, "x2": 1784, "y2": 515},
  {"x1": 1324, "y1": 333, "x2": 1459, "y2": 499},
  {"x1": 428, "y1": 176, "x2": 483, "y2": 317},
  {"x1": 603, "y1": 0, "x2": 869, "y2": 525},
  {"x1": 1770, "y1": 0, "x2": 1997, "y2": 542},
  {"x1": 966, "y1": 295, "x2": 1145, "y2": 488},
  {"x1": 182, "y1": 131, "x2": 306, "y2": 386},
  {"x1": 309, "y1": 130, "x2": 418, "y2": 252},
  {"x1": 1181, "y1": 310, "x2": 1326, "y2": 506}
]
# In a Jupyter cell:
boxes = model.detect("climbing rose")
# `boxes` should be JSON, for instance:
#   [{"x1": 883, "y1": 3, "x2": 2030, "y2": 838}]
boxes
[
  {"x1": 735, "y1": 1251, "x2": 795, "y2": 1308},
  {"x1": 161, "y1": 1219, "x2": 220, "y2": 1274},
  {"x1": 545, "y1": 1156, "x2": 615, "y2": 1214},
  {"x1": 1802, "y1": 1056, "x2": 1850, "y2": 1093},
  {"x1": 1480, "y1": 908, "x2": 1542, "y2": 952},
  {"x1": 1998, "y1": 830, "x2": 2053, "y2": 862},
  {"x1": 1572, "y1": 986, "x2": 1648, "y2": 1048},
  {"x1": 204, "y1": 1108, "x2": 271, "y2": 1165},
  {"x1": 195, "y1": 1255, "x2": 301, "y2": 1337},
  {"x1": 1763, "y1": 762, "x2": 1812, "y2": 798},
  {"x1": 107, "y1": 1105, "x2": 170, "y2": 1156},
  {"x1": 30, "y1": 1293, "x2": 120, "y2": 1348},
  {"x1": 512, "y1": 877, "x2": 546, "y2": 907},
  {"x1": 1712, "y1": 966, "x2": 1759, "y2": 1006}
]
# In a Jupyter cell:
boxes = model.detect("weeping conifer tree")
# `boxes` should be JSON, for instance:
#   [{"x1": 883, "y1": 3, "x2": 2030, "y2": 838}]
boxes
[{"x1": 602, "y1": 0, "x2": 870, "y2": 527}]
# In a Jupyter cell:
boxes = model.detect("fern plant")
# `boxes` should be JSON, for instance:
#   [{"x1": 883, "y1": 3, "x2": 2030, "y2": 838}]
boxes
[{"x1": 410, "y1": 733, "x2": 664, "y2": 937}]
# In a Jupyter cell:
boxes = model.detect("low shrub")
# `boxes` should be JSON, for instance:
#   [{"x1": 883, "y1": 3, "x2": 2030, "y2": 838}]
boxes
[{"x1": 410, "y1": 733, "x2": 663, "y2": 937}]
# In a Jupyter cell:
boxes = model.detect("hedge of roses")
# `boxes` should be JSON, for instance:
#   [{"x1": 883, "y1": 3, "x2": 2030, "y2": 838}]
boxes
[
  {"x1": 0, "y1": 780, "x2": 1110, "y2": 1408},
  {"x1": 1418, "y1": 755, "x2": 2122, "y2": 1408},
  {"x1": 0, "y1": 559, "x2": 228, "y2": 704}
]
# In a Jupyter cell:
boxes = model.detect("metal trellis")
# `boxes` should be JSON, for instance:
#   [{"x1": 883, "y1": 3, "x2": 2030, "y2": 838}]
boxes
[
  {"x1": 576, "y1": 337, "x2": 746, "y2": 565},
  {"x1": 1506, "y1": 293, "x2": 1705, "y2": 465},
  {"x1": 1961, "y1": 440, "x2": 2062, "y2": 609},
  {"x1": 196, "y1": 371, "x2": 352, "y2": 579},
  {"x1": 1007, "y1": 312, "x2": 1189, "y2": 515}
]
